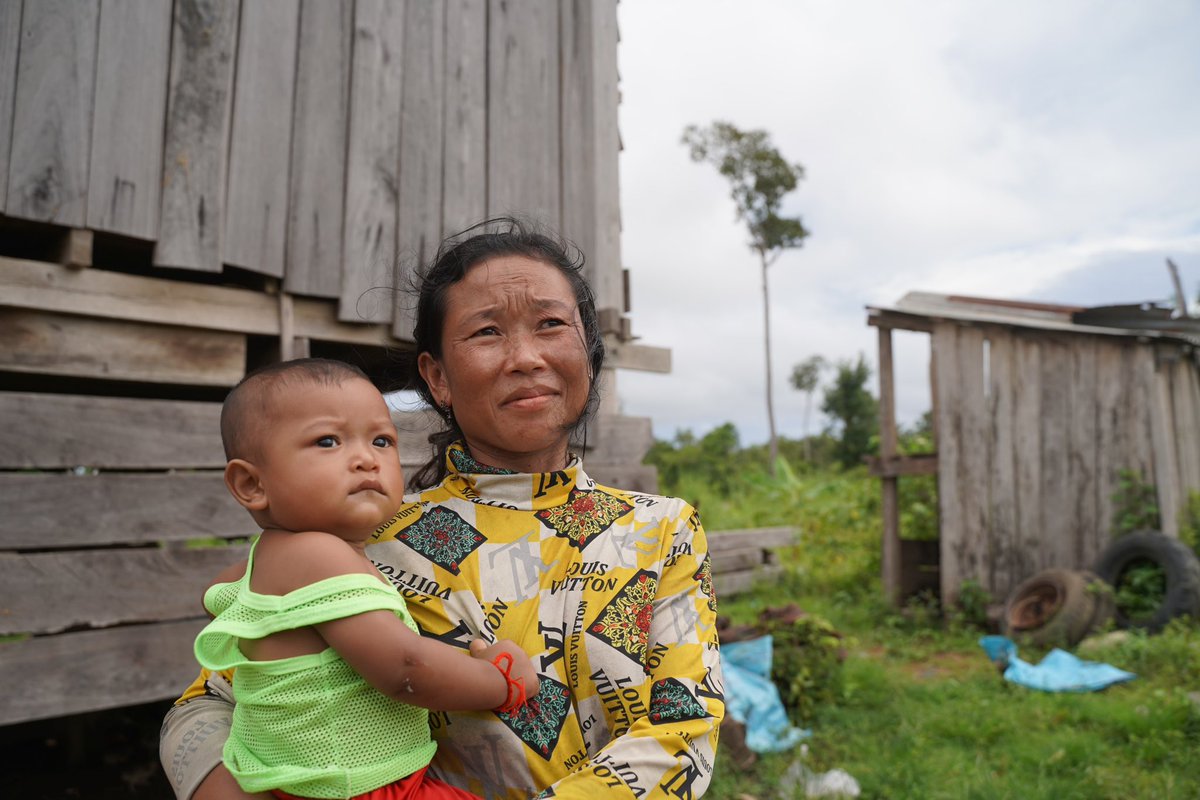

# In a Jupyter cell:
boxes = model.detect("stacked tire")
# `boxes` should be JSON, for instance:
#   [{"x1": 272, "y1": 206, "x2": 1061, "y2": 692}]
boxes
[{"x1": 1002, "y1": 530, "x2": 1200, "y2": 645}]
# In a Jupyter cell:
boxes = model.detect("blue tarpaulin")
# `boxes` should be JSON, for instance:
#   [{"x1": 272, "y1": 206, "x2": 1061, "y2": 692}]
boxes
[
  {"x1": 979, "y1": 635, "x2": 1137, "y2": 692},
  {"x1": 720, "y1": 635, "x2": 811, "y2": 752}
]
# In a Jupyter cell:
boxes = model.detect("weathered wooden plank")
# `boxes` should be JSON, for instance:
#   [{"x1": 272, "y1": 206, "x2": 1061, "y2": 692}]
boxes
[
  {"x1": 0, "y1": 472, "x2": 250, "y2": 549},
  {"x1": 867, "y1": 453, "x2": 939, "y2": 478},
  {"x1": 705, "y1": 527, "x2": 799, "y2": 553},
  {"x1": 154, "y1": 0, "x2": 240, "y2": 272},
  {"x1": 876, "y1": 325, "x2": 901, "y2": 603},
  {"x1": 0, "y1": 0, "x2": 24, "y2": 212},
  {"x1": 709, "y1": 547, "x2": 770, "y2": 575},
  {"x1": 0, "y1": 544, "x2": 250, "y2": 635},
  {"x1": 1149, "y1": 344, "x2": 1181, "y2": 535},
  {"x1": 393, "y1": 0, "x2": 444, "y2": 340},
  {"x1": 1125, "y1": 343, "x2": 1157, "y2": 485},
  {"x1": 560, "y1": 0, "x2": 622, "y2": 312},
  {"x1": 0, "y1": 619, "x2": 209, "y2": 725},
  {"x1": 0, "y1": 255, "x2": 399, "y2": 346},
  {"x1": 1011, "y1": 332, "x2": 1042, "y2": 573},
  {"x1": 955, "y1": 325, "x2": 988, "y2": 600},
  {"x1": 1169, "y1": 356, "x2": 1200, "y2": 501},
  {"x1": 572, "y1": 414, "x2": 654, "y2": 464},
  {"x1": 1067, "y1": 335, "x2": 1099, "y2": 567},
  {"x1": 1094, "y1": 339, "x2": 1126, "y2": 541},
  {"x1": 1183, "y1": 360, "x2": 1200, "y2": 500},
  {"x1": 713, "y1": 565, "x2": 784, "y2": 598},
  {"x1": 604, "y1": 338, "x2": 672, "y2": 373},
  {"x1": 284, "y1": 0, "x2": 352, "y2": 298},
  {"x1": 339, "y1": 0, "x2": 405, "y2": 323},
  {"x1": 85, "y1": 0, "x2": 171, "y2": 239},
  {"x1": 486, "y1": 0, "x2": 560, "y2": 226},
  {"x1": 933, "y1": 323, "x2": 964, "y2": 601},
  {"x1": 222, "y1": 0, "x2": 300, "y2": 277},
  {"x1": 5, "y1": 0, "x2": 99, "y2": 224},
  {"x1": 985, "y1": 328, "x2": 1021, "y2": 597},
  {"x1": 1039, "y1": 334, "x2": 1072, "y2": 568},
  {"x1": 0, "y1": 307, "x2": 244, "y2": 385},
  {"x1": 0, "y1": 392, "x2": 224, "y2": 469},
  {"x1": 441, "y1": 0, "x2": 486, "y2": 235}
]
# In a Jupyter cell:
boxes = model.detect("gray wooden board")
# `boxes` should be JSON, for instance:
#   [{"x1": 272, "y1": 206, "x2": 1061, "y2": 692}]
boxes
[
  {"x1": 713, "y1": 565, "x2": 784, "y2": 598},
  {"x1": 1170, "y1": 357, "x2": 1200, "y2": 501},
  {"x1": 0, "y1": 255, "x2": 397, "y2": 346},
  {"x1": 986, "y1": 328, "x2": 1021, "y2": 595},
  {"x1": 222, "y1": 0, "x2": 300, "y2": 277},
  {"x1": 1125, "y1": 344, "x2": 1157, "y2": 486},
  {"x1": 932, "y1": 323, "x2": 963, "y2": 600},
  {"x1": 706, "y1": 527, "x2": 799, "y2": 552},
  {"x1": 486, "y1": 0, "x2": 560, "y2": 226},
  {"x1": 1067, "y1": 335, "x2": 1098, "y2": 566},
  {"x1": 709, "y1": 547, "x2": 770, "y2": 575},
  {"x1": 1184, "y1": 363, "x2": 1200, "y2": 499},
  {"x1": 1094, "y1": 339, "x2": 1126, "y2": 544},
  {"x1": 440, "y1": 0, "x2": 486, "y2": 236},
  {"x1": 0, "y1": 543, "x2": 250, "y2": 635},
  {"x1": 85, "y1": 0, "x2": 171, "y2": 239},
  {"x1": 1149, "y1": 345, "x2": 1181, "y2": 535},
  {"x1": 572, "y1": 414, "x2": 654, "y2": 464},
  {"x1": 1038, "y1": 335, "x2": 1072, "y2": 569},
  {"x1": 559, "y1": 0, "x2": 622, "y2": 312},
  {"x1": 0, "y1": 618, "x2": 209, "y2": 726},
  {"x1": 0, "y1": 0, "x2": 24, "y2": 212},
  {"x1": 339, "y1": 0, "x2": 405, "y2": 323},
  {"x1": 285, "y1": 0, "x2": 352, "y2": 298},
  {"x1": 154, "y1": 0, "x2": 240, "y2": 272},
  {"x1": 0, "y1": 307, "x2": 244, "y2": 385},
  {"x1": 956, "y1": 326, "x2": 988, "y2": 600},
  {"x1": 393, "y1": 0, "x2": 444, "y2": 339},
  {"x1": 5, "y1": 0, "x2": 99, "y2": 224},
  {"x1": 1012, "y1": 332, "x2": 1044, "y2": 576},
  {"x1": 0, "y1": 472, "x2": 251, "y2": 548},
  {"x1": 0, "y1": 392, "x2": 224, "y2": 469}
]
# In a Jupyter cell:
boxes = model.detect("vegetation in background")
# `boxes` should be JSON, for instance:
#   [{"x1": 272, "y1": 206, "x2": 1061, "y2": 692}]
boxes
[
  {"x1": 1111, "y1": 469, "x2": 1161, "y2": 535},
  {"x1": 789, "y1": 355, "x2": 827, "y2": 464},
  {"x1": 646, "y1": 427, "x2": 1200, "y2": 799},
  {"x1": 682, "y1": 120, "x2": 808, "y2": 476},
  {"x1": 821, "y1": 354, "x2": 879, "y2": 469}
]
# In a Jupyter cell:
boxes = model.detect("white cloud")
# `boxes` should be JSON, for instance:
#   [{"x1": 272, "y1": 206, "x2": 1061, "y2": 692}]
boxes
[{"x1": 616, "y1": 1, "x2": 1200, "y2": 442}]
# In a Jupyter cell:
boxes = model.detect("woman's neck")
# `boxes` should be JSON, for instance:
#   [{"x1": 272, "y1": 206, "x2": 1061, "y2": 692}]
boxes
[{"x1": 461, "y1": 440, "x2": 570, "y2": 474}]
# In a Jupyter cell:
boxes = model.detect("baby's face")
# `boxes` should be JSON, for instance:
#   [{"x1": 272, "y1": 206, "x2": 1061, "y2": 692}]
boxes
[{"x1": 253, "y1": 378, "x2": 404, "y2": 539}]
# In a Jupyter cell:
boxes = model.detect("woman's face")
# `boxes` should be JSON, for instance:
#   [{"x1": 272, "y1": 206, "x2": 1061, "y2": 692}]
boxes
[{"x1": 417, "y1": 255, "x2": 592, "y2": 473}]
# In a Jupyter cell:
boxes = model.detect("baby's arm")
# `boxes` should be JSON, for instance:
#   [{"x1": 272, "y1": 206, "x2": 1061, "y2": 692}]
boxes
[{"x1": 269, "y1": 531, "x2": 539, "y2": 711}]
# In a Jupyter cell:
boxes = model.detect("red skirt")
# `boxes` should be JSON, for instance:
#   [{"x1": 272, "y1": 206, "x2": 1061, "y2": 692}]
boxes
[{"x1": 271, "y1": 766, "x2": 479, "y2": 800}]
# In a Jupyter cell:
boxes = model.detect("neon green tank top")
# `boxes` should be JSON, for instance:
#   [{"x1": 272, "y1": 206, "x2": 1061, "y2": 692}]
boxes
[{"x1": 194, "y1": 541, "x2": 437, "y2": 798}]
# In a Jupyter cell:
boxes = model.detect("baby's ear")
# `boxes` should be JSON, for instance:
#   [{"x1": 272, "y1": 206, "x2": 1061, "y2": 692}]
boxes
[{"x1": 225, "y1": 459, "x2": 268, "y2": 511}]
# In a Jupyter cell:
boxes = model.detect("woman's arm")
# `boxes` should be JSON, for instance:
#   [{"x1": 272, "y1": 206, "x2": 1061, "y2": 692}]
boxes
[{"x1": 541, "y1": 507, "x2": 725, "y2": 799}]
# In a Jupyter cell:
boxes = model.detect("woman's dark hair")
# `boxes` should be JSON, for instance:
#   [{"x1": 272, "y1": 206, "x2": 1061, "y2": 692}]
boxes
[{"x1": 407, "y1": 216, "x2": 605, "y2": 488}]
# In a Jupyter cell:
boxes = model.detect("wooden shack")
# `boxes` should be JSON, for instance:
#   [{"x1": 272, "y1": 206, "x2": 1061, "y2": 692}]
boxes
[
  {"x1": 0, "y1": 0, "x2": 670, "y2": 727},
  {"x1": 869, "y1": 292, "x2": 1200, "y2": 607}
]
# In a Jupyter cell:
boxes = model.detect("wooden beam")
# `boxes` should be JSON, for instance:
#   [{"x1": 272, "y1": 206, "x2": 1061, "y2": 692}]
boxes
[
  {"x1": 878, "y1": 325, "x2": 901, "y2": 604},
  {"x1": 867, "y1": 453, "x2": 939, "y2": 478},
  {"x1": 0, "y1": 0, "x2": 21, "y2": 212},
  {"x1": 866, "y1": 308, "x2": 936, "y2": 334},
  {"x1": 0, "y1": 619, "x2": 210, "y2": 725},
  {"x1": 0, "y1": 307, "x2": 245, "y2": 385},
  {"x1": 605, "y1": 337, "x2": 671, "y2": 373},
  {"x1": 0, "y1": 255, "x2": 400, "y2": 346},
  {"x1": 706, "y1": 527, "x2": 799, "y2": 553}
]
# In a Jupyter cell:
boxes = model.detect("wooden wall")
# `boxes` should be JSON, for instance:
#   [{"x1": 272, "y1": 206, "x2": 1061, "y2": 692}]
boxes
[
  {"x1": 0, "y1": 0, "x2": 626, "y2": 328},
  {"x1": 933, "y1": 321, "x2": 1200, "y2": 604},
  {"x1": 0, "y1": 0, "x2": 661, "y2": 727}
]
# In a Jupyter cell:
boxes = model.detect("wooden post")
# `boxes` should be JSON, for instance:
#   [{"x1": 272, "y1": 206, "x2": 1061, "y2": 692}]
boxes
[{"x1": 878, "y1": 325, "x2": 901, "y2": 604}]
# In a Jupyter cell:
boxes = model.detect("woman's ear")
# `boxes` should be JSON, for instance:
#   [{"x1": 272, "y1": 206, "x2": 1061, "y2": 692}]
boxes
[
  {"x1": 224, "y1": 459, "x2": 268, "y2": 511},
  {"x1": 417, "y1": 352, "x2": 451, "y2": 408}
]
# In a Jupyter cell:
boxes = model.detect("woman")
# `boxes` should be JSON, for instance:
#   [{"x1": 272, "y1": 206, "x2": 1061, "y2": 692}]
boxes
[{"x1": 161, "y1": 218, "x2": 724, "y2": 799}]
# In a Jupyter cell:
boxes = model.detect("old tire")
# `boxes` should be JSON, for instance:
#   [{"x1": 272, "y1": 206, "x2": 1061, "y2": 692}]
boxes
[
  {"x1": 1093, "y1": 530, "x2": 1200, "y2": 632},
  {"x1": 1002, "y1": 568, "x2": 1096, "y2": 648}
]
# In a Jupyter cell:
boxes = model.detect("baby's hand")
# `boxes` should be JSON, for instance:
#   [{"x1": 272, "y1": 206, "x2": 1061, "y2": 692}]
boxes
[{"x1": 469, "y1": 638, "x2": 540, "y2": 707}]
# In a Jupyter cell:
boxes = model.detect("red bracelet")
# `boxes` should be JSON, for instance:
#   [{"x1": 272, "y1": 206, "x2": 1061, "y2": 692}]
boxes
[{"x1": 490, "y1": 652, "x2": 528, "y2": 713}]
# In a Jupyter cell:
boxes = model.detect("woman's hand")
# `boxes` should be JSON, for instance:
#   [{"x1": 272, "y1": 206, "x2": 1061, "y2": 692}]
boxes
[{"x1": 469, "y1": 638, "x2": 540, "y2": 708}]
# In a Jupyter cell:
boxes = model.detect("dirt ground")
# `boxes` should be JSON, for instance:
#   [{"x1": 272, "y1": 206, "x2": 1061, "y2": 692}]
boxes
[{"x1": 4, "y1": 701, "x2": 173, "y2": 798}]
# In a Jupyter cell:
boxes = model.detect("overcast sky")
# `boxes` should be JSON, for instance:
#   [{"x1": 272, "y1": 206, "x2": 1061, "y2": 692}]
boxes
[{"x1": 614, "y1": 0, "x2": 1200, "y2": 446}]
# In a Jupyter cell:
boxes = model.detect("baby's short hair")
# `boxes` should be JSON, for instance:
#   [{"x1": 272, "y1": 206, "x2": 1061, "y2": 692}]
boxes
[{"x1": 221, "y1": 358, "x2": 373, "y2": 460}]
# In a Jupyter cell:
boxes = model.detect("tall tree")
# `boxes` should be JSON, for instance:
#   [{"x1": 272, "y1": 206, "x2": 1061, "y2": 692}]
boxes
[
  {"x1": 682, "y1": 121, "x2": 808, "y2": 475},
  {"x1": 789, "y1": 355, "x2": 827, "y2": 463},
  {"x1": 822, "y1": 354, "x2": 879, "y2": 469}
]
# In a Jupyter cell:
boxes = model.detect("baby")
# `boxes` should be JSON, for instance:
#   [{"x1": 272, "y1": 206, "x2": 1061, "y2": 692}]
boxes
[{"x1": 195, "y1": 358, "x2": 538, "y2": 799}]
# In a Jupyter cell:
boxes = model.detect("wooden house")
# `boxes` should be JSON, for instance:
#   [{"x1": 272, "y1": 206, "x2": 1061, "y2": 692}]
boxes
[
  {"x1": 869, "y1": 292, "x2": 1200, "y2": 606},
  {"x1": 0, "y1": 0, "x2": 670, "y2": 727}
]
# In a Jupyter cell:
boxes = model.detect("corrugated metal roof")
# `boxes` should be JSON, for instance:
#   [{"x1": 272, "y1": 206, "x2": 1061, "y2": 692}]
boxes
[{"x1": 868, "y1": 291, "x2": 1200, "y2": 346}]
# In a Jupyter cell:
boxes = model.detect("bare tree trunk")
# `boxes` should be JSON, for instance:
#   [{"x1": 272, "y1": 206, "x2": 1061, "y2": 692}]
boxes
[{"x1": 761, "y1": 250, "x2": 778, "y2": 476}]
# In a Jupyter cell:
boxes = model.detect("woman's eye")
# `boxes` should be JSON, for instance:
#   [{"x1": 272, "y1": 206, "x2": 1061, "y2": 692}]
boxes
[
  {"x1": 315, "y1": 436, "x2": 337, "y2": 448},
  {"x1": 373, "y1": 436, "x2": 394, "y2": 448},
  {"x1": 473, "y1": 326, "x2": 499, "y2": 337},
  {"x1": 540, "y1": 317, "x2": 567, "y2": 329}
]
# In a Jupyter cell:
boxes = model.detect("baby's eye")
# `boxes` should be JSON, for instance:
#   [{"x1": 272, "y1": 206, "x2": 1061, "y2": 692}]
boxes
[
  {"x1": 373, "y1": 436, "x2": 394, "y2": 448},
  {"x1": 315, "y1": 436, "x2": 338, "y2": 448}
]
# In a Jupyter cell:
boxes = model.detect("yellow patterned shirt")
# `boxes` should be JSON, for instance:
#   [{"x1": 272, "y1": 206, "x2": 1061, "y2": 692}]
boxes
[{"x1": 366, "y1": 444, "x2": 724, "y2": 800}]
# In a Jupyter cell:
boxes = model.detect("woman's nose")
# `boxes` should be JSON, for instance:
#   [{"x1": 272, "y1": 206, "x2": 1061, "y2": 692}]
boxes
[{"x1": 507, "y1": 331, "x2": 547, "y2": 371}]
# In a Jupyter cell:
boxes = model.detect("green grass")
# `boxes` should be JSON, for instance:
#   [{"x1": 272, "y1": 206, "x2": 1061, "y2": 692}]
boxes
[{"x1": 686, "y1": 463, "x2": 1200, "y2": 800}]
